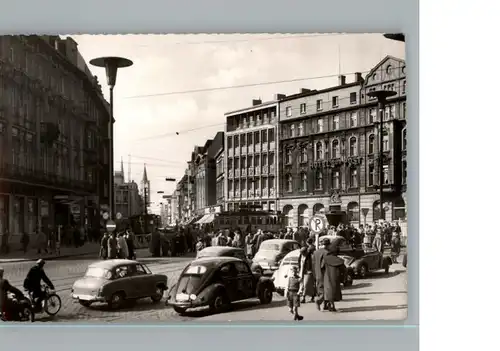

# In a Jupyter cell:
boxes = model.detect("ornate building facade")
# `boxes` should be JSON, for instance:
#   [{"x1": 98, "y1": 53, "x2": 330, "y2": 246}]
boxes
[
  {"x1": 0, "y1": 35, "x2": 110, "y2": 248},
  {"x1": 278, "y1": 56, "x2": 407, "y2": 227},
  {"x1": 224, "y1": 98, "x2": 281, "y2": 212}
]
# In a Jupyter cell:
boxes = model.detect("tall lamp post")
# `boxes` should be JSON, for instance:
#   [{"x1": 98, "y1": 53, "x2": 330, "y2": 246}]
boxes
[
  {"x1": 90, "y1": 56, "x2": 133, "y2": 221},
  {"x1": 367, "y1": 90, "x2": 397, "y2": 221}
]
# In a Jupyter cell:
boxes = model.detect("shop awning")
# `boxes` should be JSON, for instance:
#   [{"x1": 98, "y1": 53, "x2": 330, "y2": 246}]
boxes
[
  {"x1": 195, "y1": 214, "x2": 210, "y2": 224},
  {"x1": 203, "y1": 214, "x2": 215, "y2": 224},
  {"x1": 186, "y1": 216, "x2": 202, "y2": 225}
]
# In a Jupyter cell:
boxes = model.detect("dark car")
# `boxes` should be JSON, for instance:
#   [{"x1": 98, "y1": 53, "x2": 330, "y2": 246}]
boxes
[
  {"x1": 196, "y1": 246, "x2": 264, "y2": 274},
  {"x1": 252, "y1": 239, "x2": 301, "y2": 273},
  {"x1": 168, "y1": 257, "x2": 275, "y2": 315},
  {"x1": 339, "y1": 248, "x2": 393, "y2": 278},
  {"x1": 71, "y1": 259, "x2": 168, "y2": 309}
]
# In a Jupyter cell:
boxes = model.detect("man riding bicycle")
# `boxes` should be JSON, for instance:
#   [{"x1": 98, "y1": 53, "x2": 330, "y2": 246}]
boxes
[{"x1": 23, "y1": 259, "x2": 55, "y2": 310}]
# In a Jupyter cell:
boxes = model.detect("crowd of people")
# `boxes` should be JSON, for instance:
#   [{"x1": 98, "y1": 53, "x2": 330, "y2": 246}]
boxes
[{"x1": 99, "y1": 230, "x2": 136, "y2": 260}]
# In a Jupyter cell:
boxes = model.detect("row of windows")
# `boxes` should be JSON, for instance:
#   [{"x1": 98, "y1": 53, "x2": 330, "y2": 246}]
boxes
[
  {"x1": 227, "y1": 108, "x2": 277, "y2": 132},
  {"x1": 227, "y1": 128, "x2": 276, "y2": 149},
  {"x1": 228, "y1": 177, "x2": 276, "y2": 192},
  {"x1": 285, "y1": 92, "x2": 358, "y2": 118},
  {"x1": 227, "y1": 153, "x2": 275, "y2": 169}
]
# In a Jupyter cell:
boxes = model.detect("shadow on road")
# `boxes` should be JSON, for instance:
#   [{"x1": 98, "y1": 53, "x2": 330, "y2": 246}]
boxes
[
  {"x1": 368, "y1": 270, "x2": 403, "y2": 280},
  {"x1": 87, "y1": 299, "x2": 169, "y2": 313},
  {"x1": 339, "y1": 304, "x2": 407, "y2": 313},
  {"x1": 343, "y1": 290, "x2": 407, "y2": 296},
  {"x1": 343, "y1": 282, "x2": 372, "y2": 290}
]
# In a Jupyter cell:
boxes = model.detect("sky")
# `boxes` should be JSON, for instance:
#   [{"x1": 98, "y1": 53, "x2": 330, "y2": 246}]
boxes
[{"x1": 70, "y1": 34, "x2": 405, "y2": 214}]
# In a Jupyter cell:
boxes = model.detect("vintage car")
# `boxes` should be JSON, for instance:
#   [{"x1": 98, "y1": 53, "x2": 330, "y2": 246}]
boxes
[
  {"x1": 71, "y1": 259, "x2": 168, "y2": 309},
  {"x1": 272, "y1": 249, "x2": 354, "y2": 295},
  {"x1": 168, "y1": 257, "x2": 275, "y2": 315},
  {"x1": 196, "y1": 246, "x2": 264, "y2": 274},
  {"x1": 318, "y1": 235, "x2": 355, "y2": 253},
  {"x1": 252, "y1": 239, "x2": 301, "y2": 273},
  {"x1": 339, "y1": 248, "x2": 393, "y2": 278}
]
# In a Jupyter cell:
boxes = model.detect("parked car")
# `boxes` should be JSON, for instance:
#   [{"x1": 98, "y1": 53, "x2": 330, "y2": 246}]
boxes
[
  {"x1": 272, "y1": 249, "x2": 354, "y2": 296},
  {"x1": 339, "y1": 248, "x2": 392, "y2": 278},
  {"x1": 318, "y1": 235, "x2": 355, "y2": 253},
  {"x1": 253, "y1": 239, "x2": 301, "y2": 273},
  {"x1": 196, "y1": 246, "x2": 263, "y2": 274},
  {"x1": 168, "y1": 257, "x2": 275, "y2": 315},
  {"x1": 71, "y1": 259, "x2": 168, "y2": 309}
]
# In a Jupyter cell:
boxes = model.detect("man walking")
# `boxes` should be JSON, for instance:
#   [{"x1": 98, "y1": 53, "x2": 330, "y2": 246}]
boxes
[{"x1": 312, "y1": 237, "x2": 330, "y2": 311}]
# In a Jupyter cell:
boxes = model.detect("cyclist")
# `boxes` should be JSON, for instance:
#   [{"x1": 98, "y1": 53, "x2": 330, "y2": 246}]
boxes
[{"x1": 23, "y1": 259, "x2": 54, "y2": 310}]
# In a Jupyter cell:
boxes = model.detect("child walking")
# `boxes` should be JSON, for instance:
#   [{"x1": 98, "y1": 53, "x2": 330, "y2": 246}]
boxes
[{"x1": 285, "y1": 265, "x2": 304, "y2": 321}]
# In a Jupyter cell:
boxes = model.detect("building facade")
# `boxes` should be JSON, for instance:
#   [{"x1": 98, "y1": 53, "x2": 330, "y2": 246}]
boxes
[
  {"x1": 113, "y1": 161, "x2": 142, "y2": 220},
  {"x1": 0, "y1": 35, "x2": 110, "y2": 248},
  {"x1": 278, "y1": 56, "x2": 407, "y2": 227},
  {"x1": 193, "y1": 141, "x2": 213, "y2": 215},
  {"x1": 225, "y1": 98, "x2": 281, "y2": 212},
  {"x1": 215, "y1": 138, "x2": 225, "y2": 208}
]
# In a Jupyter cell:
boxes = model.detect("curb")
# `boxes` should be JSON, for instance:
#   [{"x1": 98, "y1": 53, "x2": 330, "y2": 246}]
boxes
[{"x1": 0, "y1": 250, "x2": 99, "y2": 264}]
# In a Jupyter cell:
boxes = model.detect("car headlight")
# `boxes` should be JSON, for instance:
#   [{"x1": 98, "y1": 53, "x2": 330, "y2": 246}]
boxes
[{"x1": 189, "y1": 294, "x2": 197, "y2": 300}]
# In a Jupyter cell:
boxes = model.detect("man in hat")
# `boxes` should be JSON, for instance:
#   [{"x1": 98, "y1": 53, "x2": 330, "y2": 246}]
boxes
[
  {"x1": 23, "y1": 259, "x2": 55, "y2": 311},
  {"x1": 312, "y1": 237, "x2": 331, "y2": 311}
]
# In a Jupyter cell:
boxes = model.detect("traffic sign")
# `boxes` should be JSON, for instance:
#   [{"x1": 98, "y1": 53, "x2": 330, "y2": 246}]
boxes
[
  {"x1": 116, "y1": 212, "x2": 122, "y2": 220},
  {"x1": 106, "y1": 220, "x2": 117, "y2": 232},
  {"x1": 102, "y1": 212, "x2": 109, "y2": 220},
  {"x1": 309, "y1": 215, "x2": 326, "y2": 234}
]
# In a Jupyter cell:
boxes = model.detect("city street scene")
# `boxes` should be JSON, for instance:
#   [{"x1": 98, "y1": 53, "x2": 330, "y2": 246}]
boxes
[{"x1": 0, "y1": 34, "x2": 407, "y2": 323}]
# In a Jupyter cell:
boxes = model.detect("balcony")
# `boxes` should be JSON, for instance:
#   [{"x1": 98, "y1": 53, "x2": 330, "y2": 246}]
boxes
[
  {"x1": 242, "y1": 190, "x2": 247, "y2": 198},
  {"x1": 263, "y1": 188, "x2": 268, "y2": 197},
  {"x1": 255, "y1": 144, "x2": 261, "y2": 153},
  {"x1": 241, "y1": 169, "x2": 247, "y2": 177},
  {"x1": 235, "y1": 169, "x2": 240, "y2": 177},
  {"x1": 0, "y1": 162, "x2": 96, "y2": 193},
  {"x1": 262, "y1": 166, "x2": 269, "y2": 175},
  {"x1": 262, "y1": 143, "x2": 268, "y2": 152},
  {"x1": 228, "y1": 169, "x2": 234, "y2": 178}
]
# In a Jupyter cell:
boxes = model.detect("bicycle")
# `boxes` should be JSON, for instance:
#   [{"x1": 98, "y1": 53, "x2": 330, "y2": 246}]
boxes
[{"x1": 26, "y1": 284, "x2": 62, "y2": 317}]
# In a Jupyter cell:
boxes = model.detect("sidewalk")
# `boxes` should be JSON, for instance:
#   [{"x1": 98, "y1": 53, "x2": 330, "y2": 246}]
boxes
[{"x1": 0, "y1": 242, "x2": 101, "y2": 263}]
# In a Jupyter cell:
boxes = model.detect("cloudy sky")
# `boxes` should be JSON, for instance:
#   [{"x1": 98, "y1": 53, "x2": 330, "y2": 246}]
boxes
[{"x1": 70, "y1": 34, "x2": 405, "y2": 213}]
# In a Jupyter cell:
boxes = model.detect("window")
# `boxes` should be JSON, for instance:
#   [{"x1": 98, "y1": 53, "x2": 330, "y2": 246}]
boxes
[
  {"x1": 368, "y1": 134, "x2": 375, "y2": 154},
  {"x1": 332, "y1": 96, "x2": 339, "y2": 108},
  {"x1": 315, "y1": 171, "x2": 323, "y2": 190},
  {"x1": 300, "y1": 172, "x2": 307, "y2": 191},
  {"x1": 333, "y1": 116, "x2": 340, "y2": 130},
  {"x1": 402, "y1": 80, "x2": 407, "y2": 94},
  {"x1": 402, "y1": 129, "x2": 407, "y2": 150},
  {"x1": 383, "y1": 132, "x2": 389, "y2": 151},
  {"x1": 135, "y1": 264, "x2": 148, "y2": 275},
  {"x1": 227, "y1": 136, "x2": 233, "y2": 149},
  {"x1": 290, "y1": 124, "x2": 296, "y2": 137},
  {"x1": 298, "y1": 122, "x2": 304, "y2": 136},
  {"x1": 317, "y1": 118, "x2": 324, "y2": 132},
  {"x1": 369, "y1": 108, "x2": 377, "y2": 124},
  {"x1": 285, "y1": 148, "x2": 292, "y2": 164},
  {"x1": 235, "y1": 261, "x2": 250, "y2": 274},
  {"x1": 316, "y1": 99, "x2": 323, "y2": 111},
  {"x1": 402, "y1": 102, "x2": 407, "y2": 119},
  {"x1": 300, "y1": 103, "x2": 306, "y2": 114},
  {"x1": 347, "y1": 202, "x2": 359, "y2": 222},
  {"x1": 350, "y1": 92, "x2": 357, "y2": 105},
  {"x1": 316, "y1": 142, "x2": 323, "y2": 160},
  {"x1": 241, "y1": 134, "x2": 246, "y2": 146},
  {"x1": 349, "y1": 112, "x2": 357, "y2": 127},
  {"x1": 234, "y1": 135, "x2": 239, "y2": 147},
  {"x1": 286, "y1": 106, "x2": 292, "y2": 117},
  {"x1": 268, "y1": 129, "x2": 275, "y2": 142},
  {"x1": 332, "y1": 170, "x2": 340, "y2": 189},
  {"x1": 286, "y1": 174, "x2": 293, "y2": 192},
  {"x1": 368, "y1": 166, "x2": 375, "y2": 186},
  {"x1": 332, "y1": 140, "x2": 340, "y2": 158},
  {"x1": 300, "y1": 147, "x2": 308, "y2": 163},
  {"x1": 383, "y1": 164, "x2": 389, "y2": 184},
  {"x1": 349, "y1": 137, "x2": 357, "y2": 156},
  {"x1": 368, "y1": 87, "x2": 377, "y2": 100},
  {"x1": 384, "y1": 105, "x2": 396, "y2": 120},
  {"x1": 350, "y1": 168, "x2": 358, "y2": 188},
  {"x1": 402, "y1": 161, "x2": 407, "y2": 184}
]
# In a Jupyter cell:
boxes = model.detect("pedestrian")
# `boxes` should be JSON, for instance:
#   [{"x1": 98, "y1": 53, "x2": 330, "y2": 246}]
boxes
[
  {"x1": 298, "y1": 246, "x2": 315, "y2": 303},
  {"x1": 312, "y1": 237, "x2": 330, "y2": 311},
  {"x1": 100, "y1": 233, "x2": 108, "y2": 259},
  {"x1": 20, "y1": 232, "x2": 30, "y2": 254},
  {"x1": 117, "y1": 233, "x2": 129, "y2": 259},
  {"x1": 285, "y1": 265, "x2": 304, "y2": 321},
  {"x1": 126, "y1": 230, "x2": 135, "y2": 260},
  {"x1": 195, "y1": 237, "x2": 205, "y2": 252},
  {"x1": 107, "y1": 233, "x2": 118, "y2": 259},
  {"x1": 391, "y1": 232, "x2": 401, "y2": 263},
  {"x1": 245, "y1": 233, "x2": 254, "y2": 258},
  {"x1": 323, "y1": 246, "x2": 347, "y2": 312}
]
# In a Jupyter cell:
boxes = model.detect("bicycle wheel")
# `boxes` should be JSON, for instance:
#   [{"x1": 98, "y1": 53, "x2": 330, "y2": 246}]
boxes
[{"x1": 44, "y1": 294, "x2": 62, "y2": 316}]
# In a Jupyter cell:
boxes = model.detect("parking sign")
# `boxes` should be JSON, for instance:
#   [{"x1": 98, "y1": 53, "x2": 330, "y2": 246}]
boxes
[{"x1": 309, "y1": 215, "x2": 326, "y2": 234}]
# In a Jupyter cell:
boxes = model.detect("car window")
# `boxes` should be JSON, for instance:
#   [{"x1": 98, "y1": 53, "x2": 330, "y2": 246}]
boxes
[
  {"x1": 115, "y1": 265, "x2": 133, "y2": 278},
  {"x1": 282, "y1": 243, "x2": 293, "y2": 253},
  {"x1": 292, "y1": 243, "x2": 301, "y2": 251},
  {"x1": 219, "y1": 263, "x2": 237, "y2": 278},
  {"x1": 234, "y1": 261, "x2": 250, "y2": 274},
  {"x1": 135, "y1": 264, "x2": 148, "y2": 275}
]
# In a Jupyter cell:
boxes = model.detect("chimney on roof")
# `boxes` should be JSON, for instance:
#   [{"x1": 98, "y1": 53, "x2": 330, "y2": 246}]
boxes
[
  {"x1": 252, "y1": 99, "x2": 262, "y2": 106},
  {"x1": 338, "y1": 75, "x2": 346, "y2": 85},
  {"x1": 274, "y1": 93, "x2": 286, "y2": 100},
  {"x1": 354, "y1": 72, "x2": 364, "y2": 83},
  {"x1": 300, "y1": 88, "x2": 311, "y2": 94}
]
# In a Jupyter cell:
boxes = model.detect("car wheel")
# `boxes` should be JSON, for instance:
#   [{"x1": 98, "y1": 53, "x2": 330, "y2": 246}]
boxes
[
  {"x1": 151, "y1": 286, "x2": 165, "y2": 303},
  {"x1": 259, "y1": 285, "x2": 273, "y2": 304},
  {"x1": 359, "y1": 264, "x2": 368, "y2": 278},
  {"x1": 79, "y1": 300, "x2": 92, "y2": 308},
  {"x1": 173, "y1": 306, "x2": 187, "y2": 315},
  {"x1": 108, "y1": 292, "x2": 125, "y2": 309},
  {"x1": 210, "y1": 291, "x2": 229, "y2": 314}
]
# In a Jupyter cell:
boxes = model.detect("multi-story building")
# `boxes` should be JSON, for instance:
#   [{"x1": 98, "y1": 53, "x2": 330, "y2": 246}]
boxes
[
  {"x1": 113, "y1": 160, "x2": 142, "y2": 220},
  {"x1": 278, "y1": 56, "x2": 406, "y2": 227},
  {"x1": 169, "y1": 191, "x2": 178, "y2": 224},
  {"x1": 215, "y1": 136, "x2": 225, "y2": 208},
  {"x1": 193, "y1": 141, "x2": 213, "y2": 215},
  {"x1": 0, "y1": 35, "x2": 110, "y2": 248},
  {"x1": 225, "y1": 98, "x2": 281, "y2": 212}
]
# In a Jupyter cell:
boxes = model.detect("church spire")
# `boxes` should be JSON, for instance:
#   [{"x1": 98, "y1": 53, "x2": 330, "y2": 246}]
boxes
[
  {"x1": 120, "y1": 157, "x2": 124, "y2": 175},
  {"x1": 142, "y1": 163, "x2": 148, "y2": 183}
]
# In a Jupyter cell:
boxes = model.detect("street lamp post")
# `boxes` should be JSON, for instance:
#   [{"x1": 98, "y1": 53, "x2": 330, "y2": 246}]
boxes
[
  {"x1": 367, "y1": 90, "x2": 397, "y2": 221},
  {"x1": 90, "y1": 56, "x2": 133, "y2": 221}
]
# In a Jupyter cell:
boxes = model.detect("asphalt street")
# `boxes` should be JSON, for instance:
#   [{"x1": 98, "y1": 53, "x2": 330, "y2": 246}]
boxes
[{"x1": 1, "y1": 253, "x2": 407, "y2": 323}]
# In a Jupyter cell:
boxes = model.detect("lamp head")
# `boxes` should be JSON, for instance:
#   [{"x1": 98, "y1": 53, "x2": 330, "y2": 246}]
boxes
[{"x1": 90, "y1": 56, "x2": 133, "y2": 87}]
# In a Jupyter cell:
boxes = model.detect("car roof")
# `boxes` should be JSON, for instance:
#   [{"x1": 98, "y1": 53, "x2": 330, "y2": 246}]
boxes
[
  {"x1": 261, "y1": 239, "x2": 298, "y2": 246},
  {"x1": 190, "y1": 256, "x2": 243, "y2": 270},
  {"x1": 283, "y1": 249, "x2": 301, "y2": 260},
  {"x1": 88, "y1": 259, "x2": 138, "y2": 270},
  {"x1": 198, "y1": 246, "x2": 242, "y2": 255}
]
